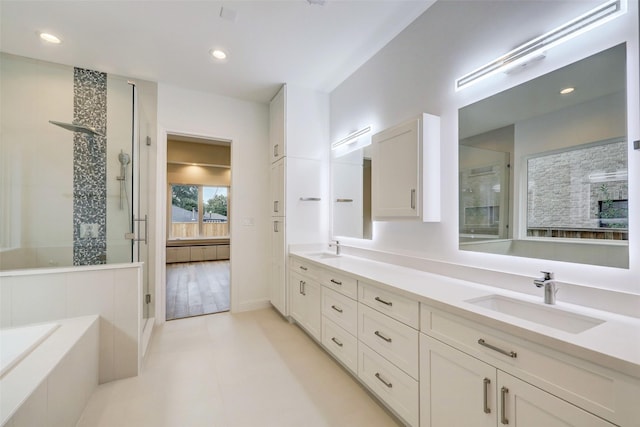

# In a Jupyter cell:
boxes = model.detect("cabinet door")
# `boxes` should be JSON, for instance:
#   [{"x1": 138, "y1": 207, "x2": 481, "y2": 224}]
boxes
[
  {"x1": 372, "y1": 118, "x2": 420, "y2": 219},
  {"x1": 269, "y1": 85, "x2": 286, "y2": 163},
  {"x1": 269, "y1": 219, "x2": 286, "y2": 316},
  {"x1": 420, "y1": 335, "x2": 496, "y2": 427},
  {"x1": 270, "y1": 158, "x2": 285, "y2": 217},
  {"x1": 497, "y1": 371, "x2": 615, "y2": 427},
  {"x1": 289, "y1": 270, "x2": 306, "y2": 325},
  {"x1": 303, "y1": 279, "x2": 321, "y2": 340}
]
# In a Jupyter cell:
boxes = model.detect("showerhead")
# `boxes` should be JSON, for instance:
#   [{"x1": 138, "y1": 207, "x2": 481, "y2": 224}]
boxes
[
  {"x1": 118, "y1": 151, "x2": 131, "y2": 166},
  {"x1": 49, "y1": 120, "x2": 104, "y2": 137}
]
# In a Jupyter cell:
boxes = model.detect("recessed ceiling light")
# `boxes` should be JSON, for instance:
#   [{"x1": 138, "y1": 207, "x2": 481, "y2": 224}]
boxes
[
  {"x1": 210, "y1": 49, "x2": 227, "y2": 60},
  {"x1": 39, "y1": 32, "x2": 62, "y2": 44},
  {"x1": 560, "y1": 87, "x2": 575, "y2": 95}
]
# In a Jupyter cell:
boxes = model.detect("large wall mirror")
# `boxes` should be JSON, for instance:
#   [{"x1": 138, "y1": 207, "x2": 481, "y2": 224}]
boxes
[
  {"x1": 459, "y1": 44, "x2": 629, "y2": 268},
  {"x1": 331, "y1": 145, "x2": 373, "y2": 240}
]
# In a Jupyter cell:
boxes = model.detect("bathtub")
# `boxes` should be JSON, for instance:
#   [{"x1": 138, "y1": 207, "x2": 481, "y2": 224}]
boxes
[{"x1": 0, "y1": 323, "x2": 59, "y2": 378}]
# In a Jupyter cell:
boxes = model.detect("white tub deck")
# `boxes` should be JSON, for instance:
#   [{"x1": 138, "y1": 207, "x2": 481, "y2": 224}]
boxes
[
  {"x1": 0, "y1": 315, "x2": 99, "y2": 427},
  {"x1": 0, "y1": 323, "x2": 60, "y2": 378}
]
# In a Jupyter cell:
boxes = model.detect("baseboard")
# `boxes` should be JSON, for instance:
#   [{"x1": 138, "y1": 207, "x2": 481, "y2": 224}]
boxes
[{"x1": 236, "y1": 299, "x2": 271, "y2": 313}]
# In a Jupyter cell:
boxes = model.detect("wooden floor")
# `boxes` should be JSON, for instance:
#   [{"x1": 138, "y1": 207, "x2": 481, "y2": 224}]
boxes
[{"x1": 166, "y1": 260, "x2": 230, "y2": 320}]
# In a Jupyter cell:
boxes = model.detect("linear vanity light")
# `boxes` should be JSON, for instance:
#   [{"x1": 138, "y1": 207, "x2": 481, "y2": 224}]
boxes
[
  {"x1": 331, "y1": 126, "x2": 371, "y2": 150},
  {"x1": 455, "y1": 0, "x2": 626, "y2": 91}
]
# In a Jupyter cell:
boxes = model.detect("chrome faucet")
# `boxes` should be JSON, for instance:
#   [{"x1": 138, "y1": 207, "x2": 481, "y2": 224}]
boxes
[
  {"x1": 534, "y1": 271, "x2": 558, "y2": 305},
  {"x1": 329, "y1": 240, "x2": 341, "y2": 255}
]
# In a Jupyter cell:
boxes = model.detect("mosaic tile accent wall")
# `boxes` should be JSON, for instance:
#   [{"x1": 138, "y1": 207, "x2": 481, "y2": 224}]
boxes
[{"x1": 73, "y1": 68, "x2": 107, "y2": 265}]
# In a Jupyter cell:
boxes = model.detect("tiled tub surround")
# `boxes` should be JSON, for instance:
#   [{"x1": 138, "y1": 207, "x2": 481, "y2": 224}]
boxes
[
  {"x1": 289, "y1": 249, "x2": 640, "y2": 426},
  {"x1": 0, "y1": 263, "x2": 142, "y2": 384},
  {"x1": 0, "y1": 315, "x2": 99, "y2": 427}
]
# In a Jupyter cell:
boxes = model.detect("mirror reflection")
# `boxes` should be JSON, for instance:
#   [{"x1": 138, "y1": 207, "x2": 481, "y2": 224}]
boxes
[
  {"x1": 331, "y1": 146, "x2": 372, "y2": 240},
  {"x1": 459, "y1": 44, "x2": 628, "y2": 268}
]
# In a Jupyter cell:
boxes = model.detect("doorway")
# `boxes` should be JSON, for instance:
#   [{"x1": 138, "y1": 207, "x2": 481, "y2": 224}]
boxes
[{"x1": 164, "y1": 134, "x2": 231, "y2": 320}]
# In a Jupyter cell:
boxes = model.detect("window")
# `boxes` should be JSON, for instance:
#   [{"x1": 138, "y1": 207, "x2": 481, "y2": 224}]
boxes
[
  {"x1": 526, "y1": 139, "x2": 627, "y2": 240},
  {"x1": 170, "y1": 184, "x2": 229, "y2": 239}
]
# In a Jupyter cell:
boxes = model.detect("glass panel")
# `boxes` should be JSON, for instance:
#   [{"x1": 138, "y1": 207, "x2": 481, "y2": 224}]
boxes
[
  {"x1": 203, "y1": 186, "x2": 229, "y2": 238},
  {"x1": 171, "y1": 185, "x2": 199, "y2": 238},
  {"x1": 459, "y1": 146, "x2": 510, "y2": 241}
]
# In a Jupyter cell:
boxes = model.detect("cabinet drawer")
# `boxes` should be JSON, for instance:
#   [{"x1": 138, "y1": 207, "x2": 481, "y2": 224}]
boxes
[
  {"x1": 359, "y1": 281, "x2": 419, "y2": 328},
  {"x1": 290, "y1": 258, "x2": 320, "y2": 281},
  {"x1": 422, "y1": 304, "x2": 636, "y2": 425},
  {"x1": 166, "y1": 247, "x2": 190, "y2": 263},
  {"x1": 359, "y1": 303, "x2": 419, "y2": 379},
  {"x1": 322, "y1": 317, "x2": 358, "y2": 374},
  {"x1": 358, "y1": 343, "x2": 419, "y2": 427},
  {"x1": 322, "y1": 287, "x2": 357, "y2": 335},
  {"x1": 321, "y1": 269, "x2": 357, "y2": 299}
]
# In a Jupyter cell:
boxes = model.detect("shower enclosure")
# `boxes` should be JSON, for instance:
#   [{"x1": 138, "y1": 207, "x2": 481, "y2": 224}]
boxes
[{"x1": 0, "y1": 53, "x2": 155, "y2": 323}]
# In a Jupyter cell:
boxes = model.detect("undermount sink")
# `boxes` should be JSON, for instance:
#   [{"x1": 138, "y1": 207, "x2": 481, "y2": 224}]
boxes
[
  {"x1": 304, "y1": 252, "x2": 340, "y2": 260},
  {"x1": 466, "y1": 295, "x2": 605, "y2": 334}
]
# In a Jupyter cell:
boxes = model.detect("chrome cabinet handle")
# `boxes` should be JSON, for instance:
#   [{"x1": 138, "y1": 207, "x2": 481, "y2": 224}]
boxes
[
  {"x1": 273, "y1": 200, "x2": 279, "y2": 213},
  {"x1": 501, "y1": 387, "x2": 509, "y2": 424},
  {"x1": 374, "y1": 330, "x2": 392, "y2": 343},
  {"x1": 331, "y1": 337, "x2": 343, "y2": 347},
  {"x1": 299, "y1": 280, "x2": 306, "y2": 296},
  {"x1": 336, "y1": 198, "x2": 353, "y2": 203},
  {"x1": 330, "y1": 279, "x2": 342, "y2": 286},
  {"x1": 299, "y1": 197, "x2": 321, "y2": 201},
  {"x1": 299, "y1": 265, "x2": 308, "y2": 271},
  {"x1": 375, "y1": 372, "x2": 393, "y2": 388},
  {"x1": 374, "y1": 296, "x2": 393, "y2": 306},
  {"x1": 273, "y1": 221, "x2": 279, "y2": 232},
  {"x1": 410, "y1": 189, "x2": 416, "y2": 209},
  {"x1": 478, "y1": 339, "x2": 517, "y2": 358},
  {"x1": 273, "y1": 144, "x2": 278, "y2": 157},
  {"x1": 483, "y1": 378, "x2": 491, "y2": 414},
  {"x1": 331, "y1": 305, "x2": 343, "y2": 313}
]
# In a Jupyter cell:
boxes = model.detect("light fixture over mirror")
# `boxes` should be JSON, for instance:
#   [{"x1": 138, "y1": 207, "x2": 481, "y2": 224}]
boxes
[
  {"x1": 458, "y1": 44, "x2": 629, "y2": 268},
  {"x1": 455, "y1": 0, "x2": 627, "y2": 90}
]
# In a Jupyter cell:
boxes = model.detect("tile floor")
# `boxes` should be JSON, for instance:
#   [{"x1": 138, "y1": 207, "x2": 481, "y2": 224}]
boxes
[{"x1": 77, "y1": 308, "x2": 402, "y2": 427}]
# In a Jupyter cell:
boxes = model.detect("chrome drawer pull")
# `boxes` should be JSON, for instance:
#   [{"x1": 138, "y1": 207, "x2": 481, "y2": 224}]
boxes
[
  {"x1": 330, "y1": 279, "x2": 342, "y2": 286},
  {"x1": 299, "y1": 266, "x2": 308, "y2": 271},
  {"x1": 500, "y1": 387, "x2": 509, "y2": 424},
  {"x1": 374, "y1": 296, "x2": 393, "y2": 306},
  {"x1": 331, "y1": 305, "x2": 343, "y2": 313},
  {"x1": 483, "y1": 378, "x2": 491, "y2": 414},
  {"x1": 374, "y1": 330, "x2": 392, "y2": 343},
  {"x1": 331, "y1": 337, "x2": 343, "y2": 347},
  {"x1": 375, "y1": 372, "x2": 393, "y2": 388},
  {"x1": 478, "y1": 339, "x2": 517, "y2": 358}
]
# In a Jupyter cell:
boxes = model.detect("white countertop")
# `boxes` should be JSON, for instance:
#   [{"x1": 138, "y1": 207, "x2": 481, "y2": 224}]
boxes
[{"x1": 290, "y1": 250, "x2": 640, "y2": 379}]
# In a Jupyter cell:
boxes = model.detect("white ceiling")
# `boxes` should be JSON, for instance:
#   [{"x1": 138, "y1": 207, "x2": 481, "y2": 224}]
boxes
[{"x1": 0, "y1": 0, "x2": 434, "y2": 103}]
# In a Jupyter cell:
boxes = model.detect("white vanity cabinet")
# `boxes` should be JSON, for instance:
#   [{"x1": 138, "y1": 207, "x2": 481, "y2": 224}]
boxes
[
  {"x1": 289, "y1": 268, "x2": 321, "y2": 341},
  {"x1": 372, "y1": 113, "x2": 440, "y2": 222},
  {"x1": 357, "y1": 281, "x2": 420, "y2": 426},
  {"x1": 420, "y1": 304, "x2": 634, "y2": 427},
  {"x1": 321, "y1": 281, "x2": 359, "y2": 374}
]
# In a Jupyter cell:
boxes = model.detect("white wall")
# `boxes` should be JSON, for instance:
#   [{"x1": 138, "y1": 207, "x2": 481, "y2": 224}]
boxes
[
  {"x1": 330, "y1": 0, "x2": 639, "y2": 294},
  {"x1": 156, "y1": 84, "x2": 270, "y2": 317}
]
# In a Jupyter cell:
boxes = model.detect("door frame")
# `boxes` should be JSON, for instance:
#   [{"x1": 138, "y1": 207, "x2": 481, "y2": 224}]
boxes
[{"x1": 155, "y1": 128, "x2": 235, "y2": 325}]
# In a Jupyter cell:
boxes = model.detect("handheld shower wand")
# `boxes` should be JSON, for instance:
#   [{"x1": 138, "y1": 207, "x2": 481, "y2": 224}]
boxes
[{"x1": 118, "y1": 150, "x2": 131, "y2": 210}]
